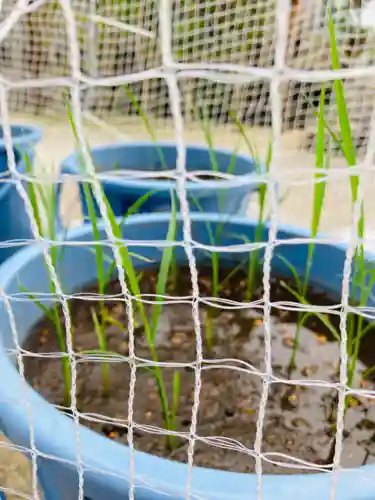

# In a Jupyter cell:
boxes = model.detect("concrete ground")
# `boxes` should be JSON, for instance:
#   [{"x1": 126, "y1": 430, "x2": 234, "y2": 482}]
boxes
[{"x1": 1, "y1": 112, "x2": 375, "y2": 498}]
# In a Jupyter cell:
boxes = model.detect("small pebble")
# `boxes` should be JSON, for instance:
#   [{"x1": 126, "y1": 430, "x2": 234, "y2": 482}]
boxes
[
  {"x1": 112, "y1": 304, "x2": 123, "y2": 316},
  {"x1": 118, "y1": 341, "x2": 129, "y2": 354},
  {"x1": 360, "y1": 379, "x2": 372, "y2": 389},
  {"x1": 315, "y1": 334, "x2": 327, "y2": 345},
  {"x1": 282, "y1": 335, "x2": 295, "y2": 348},
  {"x1": 301, "y1": 365, "x2": 319, "y2": 377},
  {"x1": 148, "y1": 392, "x2": 158, "y2": 401},
  {"x1": 147, "y1": 378, "x2": 156, "y2": 388},
  {"x1": 171, "y1": 332, "x2": 187, "y2": 346},
  {"x1": 279, "y1": 310, "x2": 292, "y2": 321},
  {"x1": 242, "y1": 309, "x2": 263, "y2": 320},
  {"x1": 210, "y1": 387, "x2": 220, "y2": 398},
  {"x1": 230, "y1": 323, "x2": 241, "y2": 337},
  {"x1": 49, "y1": 380, "x2": 59, "y2": 390},
  {"x1": 172, "y1": 325, "x2": 193, "y2": 334},
  {"x1": 291, "y1": 417, "x2": 311, "y2": 429},
  {"x1": 223, "y1": 311, "x2": 236, "y2": 321}
]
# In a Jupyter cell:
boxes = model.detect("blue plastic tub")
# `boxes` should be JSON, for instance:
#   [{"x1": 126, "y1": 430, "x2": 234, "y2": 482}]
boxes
[
  {"x1": 0, "y1": 124, "x2": 43, "y2": 263},
  {"x1": 59, "y1": 142, "x2": 264, "y2": 218},
  {"x1": 0, "y1": 124, "x2": 43, "y2": 156},
  {"x1": 0, "y1": 148, "x2": 40, "y2": 264},
  {"x1": 0, "y1": 213, "x2": 373, "y2": 499}
]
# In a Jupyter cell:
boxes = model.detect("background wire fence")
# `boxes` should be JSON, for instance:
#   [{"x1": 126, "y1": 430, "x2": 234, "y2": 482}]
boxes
[{"x1": 1, "y1": 0, "x2": 375, "y2": 153}]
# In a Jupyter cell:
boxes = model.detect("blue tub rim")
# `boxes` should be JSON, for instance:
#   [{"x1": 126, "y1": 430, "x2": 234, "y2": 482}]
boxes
[
  {"x1": 0, "y1": 124, "x2": 43, "y2": 148},
  {"x1": 59, "y1": 141, "x2": 265, "y2": 193},
  {"x1": 0, "y1": 212, "x2": 373, "y2": 500},
  {"x1": 0, "y1": 149, "x2": 35, "y2": 203}
]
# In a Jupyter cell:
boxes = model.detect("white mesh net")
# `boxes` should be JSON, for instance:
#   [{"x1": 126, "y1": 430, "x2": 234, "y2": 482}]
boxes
[{"x1": 1, "y1": 0, "x2": 375, "y2": 499}]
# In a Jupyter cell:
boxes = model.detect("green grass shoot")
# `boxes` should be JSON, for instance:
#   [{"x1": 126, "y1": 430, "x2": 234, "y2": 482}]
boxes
[
  {"x1": 230, "y1": 113, "x2": 272, "y2": 301},
  {"x1": 280, "y1": 83, "x2": 331, "y2": 375},
  {"x1": 22, "y1": 149, "x2": 73, "y2": 406},
  {"x1": 150, "y1": 191, "x2": 177, "y2": 344},
  {"x1": 68, "y1": 103, "x2": 179, "y2": 446},
  {"x1": 66, "y1": 98, "x2": 182, "y2": 445},
  {"x1": 328, "y1": 9, "x2": 366, "y2": 387},
  {"x1": 91, "y1": 307, "x2": 110, "y2": 395}
]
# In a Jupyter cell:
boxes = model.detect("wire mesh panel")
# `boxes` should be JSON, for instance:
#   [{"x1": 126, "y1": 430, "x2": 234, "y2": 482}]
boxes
[{"x1": 1, "y1": 0, "x2": 375, "y2": 499}]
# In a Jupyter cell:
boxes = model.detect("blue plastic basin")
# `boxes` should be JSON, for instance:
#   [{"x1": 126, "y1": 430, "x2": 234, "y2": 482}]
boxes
[
  {"x1": 0, "y1": 124, "x2": 43, "y2": 157},
  {"x1": 0, "y1": 148, "x2": 40, "y2": 264},
  {"x1": 0, "y1": 123, "x2": 44, "y2": 263},
  {"x1": 59, "y1": 142, "x2": 264, "y2": 218},
  {"x1": 0, "y1": 213, "x2": 373, "y2": 499}
]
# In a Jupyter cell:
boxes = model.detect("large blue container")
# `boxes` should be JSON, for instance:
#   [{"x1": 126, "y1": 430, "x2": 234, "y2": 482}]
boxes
[
  {"x1": 0, "y1": 148, "x2": 39, "y2": 264},
  {"x1": 0, "y1": 124, "x2": 42, "y2": 157},
  {"x1": 59, "y1": 142, "x2": 264, "y2": 218},
  {"x1": 0, "y1": 213, "x2": 372, "y2": 500},
  {"x1": 0, "y1": 124, "x2": 44, "y2": 264}
]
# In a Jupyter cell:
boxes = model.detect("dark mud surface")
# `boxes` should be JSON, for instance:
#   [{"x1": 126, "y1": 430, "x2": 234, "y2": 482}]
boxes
[{"x1": 23, "y1": 267, "x2": 375, "y2": 474}]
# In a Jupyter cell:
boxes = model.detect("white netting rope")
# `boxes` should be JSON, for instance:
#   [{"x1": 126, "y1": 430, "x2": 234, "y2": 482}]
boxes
[
  {"x1": 158, "y1": 2, "x2": 204, "y2": 495},
  {"x1": 253, "y1": 1, "x2": 290, "y2": 497},
  {"x1": 0, "y1": 0, "x2": 375, "y2": 499}
]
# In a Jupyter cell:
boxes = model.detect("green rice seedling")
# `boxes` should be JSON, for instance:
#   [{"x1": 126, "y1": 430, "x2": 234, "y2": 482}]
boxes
[
  {"x1": 102, "y1": 187, "x2": 179, "y2": 450},
  {"x1": 328, "y1": 9, "x2": 367, "y2": 390},
  {"x1": 229, "y1": 112, "x2": 272, "y2": 302},
  {"x1": 189, "y1": 117, "x2": 280, "y2": 349},
  {"x1": 25, "y1": 164, "x2": 154, "y2": 399},
  {"x1": 303, "y1": 83, "x2": 330, "y2": 296},
  {"x1": 122, "y1": 85, "x2": 182, "y2": 291},
  {"x1": 171, "y1": 370, "x2": 181, "y2": 434},
  {"x1": 192, "y1": 136, "x2": 271, "y2": 349},
  {"x1": 21, "y1": 150, "x2": 73, "y2": 406},
  {"x1": 281, "y1": 261, "x2": 375, "y2": 382},
  {"x1": 83, "y1": 181, "x2": 156, "y2": 323},
  {"x1": 277, "y1": 11, "x2": 369, "y2": 390},
  {"x1": 189, "y1": 111, "x2": 240, "y2": 350},
  {"x1": 91, "y1": 308, "x2": 110, "y2": 395},
  {"x1": 280, "y1": 83, "x2": 331, "y2": 374},
  {"x1": 122, "y1": 89, "x2": 245, "y2": 314},
  {"x1": 67, "y1": 102, "x2": 181, "y2": 448},
  {"x1": 67, "y1": 100, "x2": 154, "y2": 312}
]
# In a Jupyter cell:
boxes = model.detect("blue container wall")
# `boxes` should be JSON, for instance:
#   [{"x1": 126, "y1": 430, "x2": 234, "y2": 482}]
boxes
[
  {"x1": 0, "y1": 214, "x2": 375, "y2": 500},
  {"x1": 0, "y1": 150, "x2": 36, "y2": 264},
  {"x1": 78, "y1": 182, "x2": 249, "y2": 221},
  {"x1": 0, "y1": 124, "x2": 44, "y2": 264},
  {"x1": 60, "y1": 143, "x2": 262, "y2": 221},
  {"x1": 0, "y1": 125, "x2": 43, "y2": 156}
]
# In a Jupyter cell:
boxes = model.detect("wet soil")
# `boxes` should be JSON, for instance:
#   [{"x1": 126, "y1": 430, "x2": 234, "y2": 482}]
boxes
[{"x1": 23, "y1": 267, "x2": 375, "y2": 474}]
